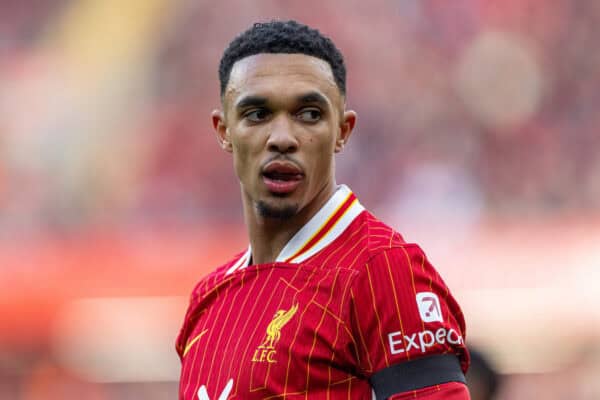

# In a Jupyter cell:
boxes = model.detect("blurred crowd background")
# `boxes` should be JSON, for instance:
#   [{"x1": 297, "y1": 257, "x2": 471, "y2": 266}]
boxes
[{"x1": 1, "y1": 0, "x2": 599, "y2": 399}]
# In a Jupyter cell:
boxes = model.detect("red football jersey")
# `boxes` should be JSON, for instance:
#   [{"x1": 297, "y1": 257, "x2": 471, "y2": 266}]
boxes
[{"x1": 177, "y1": 185, "x2": 469, "y2": 399}]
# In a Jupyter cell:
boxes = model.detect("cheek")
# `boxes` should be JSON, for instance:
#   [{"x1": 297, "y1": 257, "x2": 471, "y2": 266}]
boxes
[
  {"x1": 307, "y1": 132, "x2": 336, "y2": 171},
  {"x1": 232, "y1": 147, "x2": 251, "y2": 177},
  {"x1": 312, "y1": 126, "x2": 337, "y2": 153},
  {"x1": 232, "y1": 127, "x2": 265, "y2": 156},
  {"x1": 231, "y1": 137, "x2": 262, "y2": 180}
]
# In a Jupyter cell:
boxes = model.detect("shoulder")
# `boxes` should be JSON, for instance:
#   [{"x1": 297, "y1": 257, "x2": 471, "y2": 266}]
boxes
[
  {"x1": 176, "y1": 250, "x2": 247, "y2": 357},
  {"x1": 187, "y1": 250, "x2": 248, "y2": 299},
  {"x1": 362, "y1": 210, "x2": 408, "y2": 254},
  {"x1": 337, "y1": 210, "x2": 426, "y2": 271},
  {"x1": 343, "y1": 211, "x2": 453, "y2": 304},
  {"x1": 177, "y1": 250, "x2": 246, "y2": 347}
]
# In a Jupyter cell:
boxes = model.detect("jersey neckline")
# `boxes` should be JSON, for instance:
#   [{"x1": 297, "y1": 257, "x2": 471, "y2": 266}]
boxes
[{"x1": 226, "y1": 185, "x2": 365, "y2": 275}]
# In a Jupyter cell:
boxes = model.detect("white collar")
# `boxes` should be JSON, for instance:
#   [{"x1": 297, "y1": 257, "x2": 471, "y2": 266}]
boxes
[{"x1": 226, "y1": 185, "x2": 364, "y2": 274}]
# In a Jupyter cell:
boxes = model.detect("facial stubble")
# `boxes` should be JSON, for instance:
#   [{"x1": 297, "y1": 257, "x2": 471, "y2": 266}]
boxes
[{"x1": 256, "y1": 199, "x2": 299, "y2": 220}]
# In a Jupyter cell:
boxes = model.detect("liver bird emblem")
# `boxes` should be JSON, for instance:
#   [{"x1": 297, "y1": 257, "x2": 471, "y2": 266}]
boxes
[{"x1": 259, "y1": 303, "x2": 299, "y2": 349}]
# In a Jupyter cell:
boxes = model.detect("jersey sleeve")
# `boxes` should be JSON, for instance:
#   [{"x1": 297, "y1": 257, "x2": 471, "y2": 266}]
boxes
[
  {"x1": 348, "y1": 245, "x2": 469, "y2": 399},
  {"x1": 388, "y1": 382, "x2": 470, "y2": 399},
  {"x1": 175, "y1": 272, "x2": 213, "y2": 360},
  {"x1": 175, "y1": 290, "x2": 197, "y2": 361}
]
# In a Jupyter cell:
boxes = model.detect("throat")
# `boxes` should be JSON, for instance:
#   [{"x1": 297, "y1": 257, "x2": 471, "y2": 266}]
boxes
[{"x1": 248, "y1": 216, "x2": 301, "y2": 265}]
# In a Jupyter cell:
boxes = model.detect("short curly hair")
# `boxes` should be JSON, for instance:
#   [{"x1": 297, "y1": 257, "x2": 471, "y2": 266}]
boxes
[{"x1": 219, "y1": 20, "x2": 346, "y2": 98}]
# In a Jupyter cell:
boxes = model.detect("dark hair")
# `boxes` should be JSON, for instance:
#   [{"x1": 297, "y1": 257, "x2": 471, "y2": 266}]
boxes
[{"x1": 219, "y1": 20, "x2": 346, "y2": 97}]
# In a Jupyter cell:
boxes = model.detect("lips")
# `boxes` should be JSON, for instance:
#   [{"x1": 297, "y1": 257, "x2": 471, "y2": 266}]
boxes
[{"x1": 261, "y1": 161, "x2": 304, "y2": 194}]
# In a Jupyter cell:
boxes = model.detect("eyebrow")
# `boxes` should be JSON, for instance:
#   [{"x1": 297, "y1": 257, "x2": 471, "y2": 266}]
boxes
[
  {"x1": 297, "y1": 92, "x2": 329, "y2": 107},
  {"x1": 234, "y1": 91, "x2": 330, "y2": 111},
  {"x1": 235, "y1": 95, "x2": 268, "y2": 110}
]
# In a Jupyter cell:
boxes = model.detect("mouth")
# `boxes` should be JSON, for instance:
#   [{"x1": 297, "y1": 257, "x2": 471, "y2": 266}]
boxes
[{"x1": 261, "y1": 161, "x2": 304, "y2": 194}]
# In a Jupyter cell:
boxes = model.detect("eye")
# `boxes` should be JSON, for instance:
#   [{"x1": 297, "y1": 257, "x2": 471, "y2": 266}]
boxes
[
  {"x1": 296, "y1": 108, "x2": 321, "y2": 123},
  {"x1": 244, "y1": 109, "x2": 270, "y2": 122}
]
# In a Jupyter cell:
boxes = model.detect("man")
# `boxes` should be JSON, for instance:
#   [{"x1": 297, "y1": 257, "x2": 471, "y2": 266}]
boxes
[{"x1": 177, "y1": 20, "x2": 470, "y2": 399}]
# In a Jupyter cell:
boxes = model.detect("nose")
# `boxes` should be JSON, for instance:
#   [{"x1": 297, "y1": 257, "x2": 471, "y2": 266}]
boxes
[{"x1": 266, "y1": 114, "x2": 298, "y2": 154}]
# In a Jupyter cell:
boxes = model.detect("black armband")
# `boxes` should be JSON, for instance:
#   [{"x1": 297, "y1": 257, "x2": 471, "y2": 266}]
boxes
[{"x1": 369, "y1": 354, "x2": 466, "y2": 399}]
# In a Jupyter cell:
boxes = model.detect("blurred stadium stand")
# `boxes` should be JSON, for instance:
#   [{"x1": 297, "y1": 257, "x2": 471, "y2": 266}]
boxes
[{"x1": 1, "y1": 0, "x2": 599, "y2": 398}]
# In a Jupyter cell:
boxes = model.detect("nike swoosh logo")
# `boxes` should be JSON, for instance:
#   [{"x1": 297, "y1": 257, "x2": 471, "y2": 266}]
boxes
[{"x1": 183, "y1": 329, "x2": 208, "y2": 357}]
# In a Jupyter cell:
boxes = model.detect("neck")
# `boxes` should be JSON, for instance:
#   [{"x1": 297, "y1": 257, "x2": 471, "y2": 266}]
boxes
[{"x1": 243, "y1": 183, "x2": 336, "y2": 265}]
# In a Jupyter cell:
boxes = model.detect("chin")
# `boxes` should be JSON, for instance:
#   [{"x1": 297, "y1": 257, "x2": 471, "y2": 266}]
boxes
[{"x1": 256, "y1": 200, "x2": 299, "y2": 220}]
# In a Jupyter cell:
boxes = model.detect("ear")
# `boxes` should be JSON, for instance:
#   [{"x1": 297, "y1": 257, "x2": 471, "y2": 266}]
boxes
[
  {"x1": 212, "y1": 109, "x2": 232, "y2": 153},
  {"x1": 335, "y1": 110, "x2": 357, "y2": 153}
]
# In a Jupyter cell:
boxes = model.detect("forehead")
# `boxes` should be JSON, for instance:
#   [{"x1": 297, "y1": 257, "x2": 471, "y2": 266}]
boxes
[{"x1": 225, "y1": 53, "x2": 340, "y2": 106}]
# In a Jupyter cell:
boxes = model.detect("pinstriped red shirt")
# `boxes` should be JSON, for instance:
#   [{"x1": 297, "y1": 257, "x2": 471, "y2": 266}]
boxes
[{"x1": 177, "y1": 185, "x2": 469, "y2": 399}]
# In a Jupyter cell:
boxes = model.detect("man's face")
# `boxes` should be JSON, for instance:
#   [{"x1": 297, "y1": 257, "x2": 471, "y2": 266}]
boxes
[{"x1": 213, "y1": 53, "x2": 355, "y2": 220}]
